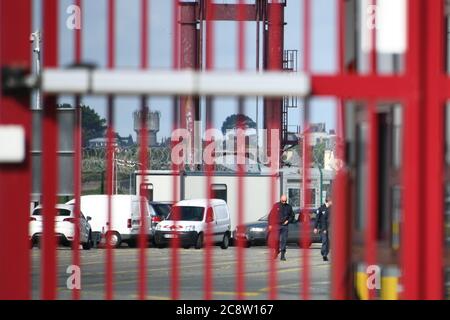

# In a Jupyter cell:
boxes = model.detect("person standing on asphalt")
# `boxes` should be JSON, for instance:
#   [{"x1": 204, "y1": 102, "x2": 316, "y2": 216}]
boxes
[
  {"x1": 268, "y1": 195, "x2": 295, "y2": 261},
  {"x1": 314, "y1": 197, "x2": 332, "y2": 261}
]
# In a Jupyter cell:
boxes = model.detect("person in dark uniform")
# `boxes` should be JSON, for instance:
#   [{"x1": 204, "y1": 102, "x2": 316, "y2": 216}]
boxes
[
  {"x1": 268, "y1": 195, "x2": 295, "y2": 261},
  {"x1": 314, "y1": 197, "x2": 332, "y2": 261}
]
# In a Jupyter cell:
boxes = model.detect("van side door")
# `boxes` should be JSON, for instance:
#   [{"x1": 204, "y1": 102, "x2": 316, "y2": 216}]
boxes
[{"x1": 213, "y1": 205, "x2": 228, "y2": 242}]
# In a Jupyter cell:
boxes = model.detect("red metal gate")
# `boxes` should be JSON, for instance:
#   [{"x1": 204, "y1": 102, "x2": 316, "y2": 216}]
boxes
[{"x1": 0, "y1": 0, "x2": 449, "y2": 300}]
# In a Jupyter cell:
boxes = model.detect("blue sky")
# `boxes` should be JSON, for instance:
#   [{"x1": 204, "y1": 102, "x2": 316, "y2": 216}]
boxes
[{"x1": 33, "y1": 0, "x2": 337, "y2": 141}]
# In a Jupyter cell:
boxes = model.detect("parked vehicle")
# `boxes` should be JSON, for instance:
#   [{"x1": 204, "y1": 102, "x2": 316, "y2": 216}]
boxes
[
  {"x1": 132, "y1": 201, "x2": 172, "y2": 243},
  {"x1": 232, "y1": 208, "x2": 320, "y2": 248},
  {"x1": 66, "y1": 195, "x2": 151, "y2": 248},
  {"x1": 154, "y1": 199, "x2": 231, "y2": 249},
  {"x1": 130, "y1": 201, "x2": 173, "y2": 245},
  {"x1": 29, "y1": 204, "x2": 92, "y2": 250}
]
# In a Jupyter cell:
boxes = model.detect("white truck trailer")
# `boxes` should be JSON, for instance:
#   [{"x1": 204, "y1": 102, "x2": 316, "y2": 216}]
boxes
[{"x1": 135, "y1": 170, "x2": 281, "y2": 235}]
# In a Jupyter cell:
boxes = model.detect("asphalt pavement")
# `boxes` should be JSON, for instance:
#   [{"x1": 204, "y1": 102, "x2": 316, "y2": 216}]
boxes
[{"x1": 30, "y1": 244, "x2": 330, "y2": 300}]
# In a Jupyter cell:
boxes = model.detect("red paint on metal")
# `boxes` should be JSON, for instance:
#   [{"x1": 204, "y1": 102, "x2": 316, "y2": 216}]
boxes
[
  {"x1": 204, "y1": 0, "x2": 214, "y2": 301},
  {"x1": 265, "y1": 0, "x2": 284, "y2": 301},
  {"x1": 138, "y1": 0, "x2": 149, "y2": 301},
  {"x1": 366, "y1": 2, "x2": 377, "y2": 299},
  {"x1": 171, "y1": 0, "x2": 181, "y2": 301},
  {"x1": 105, "y1": 100, "x2": 115, "y2": 300},
  {"x1": 105, "y1": 0, "x2": 116, "y2": 301},
  {"x1": 366, "y1": 100, "x2": 378, "y2": 300},
  {"x1": 301, "y1": 0, "x2": 311, "y2": 300},
  {"x1": 370, "y1": 0, "x2": 377, "y2": 74},
  {"x1": 235, "y1": 0, "x2": 246, "y2": 301},
  {"x1": 72, "y1": 0, "x2": 82, "y2": 301},
  {"x1": 301, "y1": 114, "x2": 311, "y2": 300},
  {"x1": 330, "y1": 0, "x2": 351, "y2": 300},
  {"x1": 264, "y1": 1, "x2": 284, "y2": 160},
  {"x1": 179, "y1": 2, "x2": 199, "y2": 169},
  {"x1": 331, "y1": 101, "x2": 350, "y2": 300},
  {"x1": 207, "y1": 4, "x2": 257, "y2": 21},
  {"x1": 138, "y1": 105, "x2": 149, "y2": 300},
  {"x1": 401, "y1": 0, "x2": 422, "y2": 299},
  {"x1": 423, "y1": 0, "x2": 445, "y2": 300},
  {"x1": 42, "y1": 0, "x2": 58, "y2": 300},
  {"x1": 0, "y1": 0, "x2": 32, "y2": 300},
  {"x1": 311, "y1": 75, "x2": 413, "y2": 99}
]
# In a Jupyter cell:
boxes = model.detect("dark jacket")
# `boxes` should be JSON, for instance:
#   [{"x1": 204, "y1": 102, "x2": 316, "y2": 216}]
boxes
[
  {"x1": 315, "y1": 203, "x2": 330, "y2": 231},
  {"x1": 268, "y1": 202, "x2": 295, "y2": 226}
]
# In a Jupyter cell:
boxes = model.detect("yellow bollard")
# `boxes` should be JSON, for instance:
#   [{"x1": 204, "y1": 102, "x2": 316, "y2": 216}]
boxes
[
  {"x1": 355, "y1": 264, "x2": 369, "y2": 300},
  {"x1": 381, "y1": 266, "x2": 399, "y2": 300}
]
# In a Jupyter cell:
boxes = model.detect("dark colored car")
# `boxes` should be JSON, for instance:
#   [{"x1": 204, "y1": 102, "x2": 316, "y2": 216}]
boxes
[
  {"x1": 148, "y1": 201, "x2": 173, "y2": 241},
  {"x1": 232, "y1": 208, "x2": 321, "y2": 248}
]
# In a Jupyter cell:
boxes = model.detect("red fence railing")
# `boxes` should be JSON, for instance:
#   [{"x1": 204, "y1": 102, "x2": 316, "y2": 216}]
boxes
[{"x1": 0, "y1": 0, "x2": 449, "y2": 300}]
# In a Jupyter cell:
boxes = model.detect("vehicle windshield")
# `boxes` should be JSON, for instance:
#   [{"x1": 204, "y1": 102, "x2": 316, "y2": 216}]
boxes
[
  {"x1": 167, "y1": 206, "x2": 204, "y2": 221},
  {"x1": 258, "y1": 214, "x2": 268, "y2": 221},
  {"x1": 152, "y1": 203, "x2": 171, "y2": 218},
  {"x1": 33, "y1": 209, "x2": 71, "y2": 216}
]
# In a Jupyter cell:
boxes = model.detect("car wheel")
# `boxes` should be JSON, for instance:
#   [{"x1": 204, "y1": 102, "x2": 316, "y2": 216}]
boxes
[
  {"x1": 107, "y1": 232, "x2": 121, "y2": 248},
  {"x1": 220, "y1": 233, "x2": 230, "y2": 250},
  {"x1": 82, "y1": 232, "x2": 92, "y2": 250},
  {"x1": 183, "y1": 245, "x2": 191, "y2": 249},
  {"x1": 195, "y1": 233, "x2": 204, "y2": 249}
]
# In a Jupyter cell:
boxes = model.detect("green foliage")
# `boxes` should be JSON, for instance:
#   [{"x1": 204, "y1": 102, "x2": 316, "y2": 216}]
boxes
[
  {"x1": 221, "y1": 114, "x2": 257, "y2": 135},
  {"x1": 313, "y1": 141, "x2": 326, "y2": 168},
  {"x1": 81, "y1": 105, "x2": 106, "y2": 147}
]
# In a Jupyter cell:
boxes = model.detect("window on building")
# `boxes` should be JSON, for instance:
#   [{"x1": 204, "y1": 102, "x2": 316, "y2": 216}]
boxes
[
  {"x1": 211, "y1": 184, "x2": 227, "y2": 203},
  {"x1": 288, "y1": 188, "x2": 300, "y2": 207},
  {"x1": 140, "y1": 183, "x2": 153, "y2": 202}
]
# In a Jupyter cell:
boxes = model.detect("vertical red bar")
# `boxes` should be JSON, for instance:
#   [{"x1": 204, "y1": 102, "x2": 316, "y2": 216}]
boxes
[
  {"x1": 138, "y1": 0, "x2": 150, "y2": 301},
  {"x1": 138, "y1": 105, "x2": 149, "y2": 300},
  {"x1": 301, "y1": 118, "x2": 311, "y2": 301},
  {"x1": 301, "y1": 0, "x2": 311, "y2": 300},
  {"x1": 266, "y1": 0, "x2": 284, "y2": 301},
  {"x1": 235, "y1": 0, "x2": 246, "y2": 301},
  {"x1": 402, "y1": 0, "x2": 422, "y2": 300},
  {"x1": 72, "y1": 0, "x2": 83, "y2": 301},
  {"x1": 171, "y1": 0, "x2": 181, "y2": 300},
  {"x1": 204, "y1": 0, "x2": 214, "y2": 301},
  {"x1": 423, "y1": 0, "x2": 444, "y2": 299},
  {"x1": 370, "y1": 0, "x2": 377, "y2": 74},
  {"x1": 366, "y1": 2, "x2": 377, "y2": 299},
  {"x1": 42, "y1": 0, "x2": 58, "y2": 300},
  {"x1": 331, "y1": 0, "x2": 351, "y2": 300},
  {"x1": 303, "y1": 0, "x2": 311, "y2": 74},
  {"x1": 365, "y1": 100, "x2": 378, "y2": 300},
  {"x1": 105, "y1": 0, "x2": 116, "y2": 301},
  {"x1": 0, "y1": 0, "x2": 32, "y2": 300}
]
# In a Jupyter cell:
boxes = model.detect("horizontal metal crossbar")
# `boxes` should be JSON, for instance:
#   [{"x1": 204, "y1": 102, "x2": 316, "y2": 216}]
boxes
[{"x1": 41, "y1": 69, "x2": 310, "y2": 97}]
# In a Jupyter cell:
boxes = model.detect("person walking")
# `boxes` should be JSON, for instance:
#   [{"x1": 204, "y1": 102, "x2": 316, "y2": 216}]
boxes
[
  {"x1": 314, "y1": 197, "x2": 332, "y2": 261},
  {"x1": 268, "y1": 195, "x2": 295, "y2": 261}
]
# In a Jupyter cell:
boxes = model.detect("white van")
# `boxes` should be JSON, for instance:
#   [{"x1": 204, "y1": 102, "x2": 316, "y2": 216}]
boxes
[
  {"x1": 154, "y1": 199, "x2": 231, "y2": 249},
  {"x1": 67, "y1": 195, "x2": 151, "y2": 248}
]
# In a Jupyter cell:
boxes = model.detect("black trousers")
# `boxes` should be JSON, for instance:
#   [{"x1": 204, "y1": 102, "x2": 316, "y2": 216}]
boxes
[
  {"x1": 278, "y1": 225, "x2": 288, "y2": 253},
  {"x1": 321, "y1": 230, "x2": 330, "y2": 257}
]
